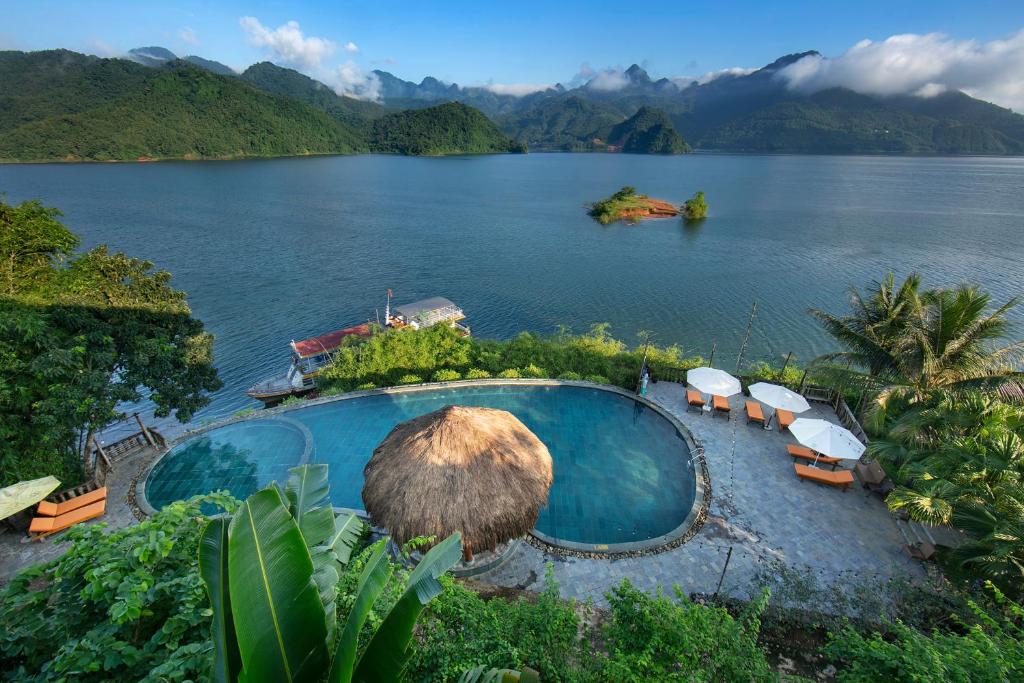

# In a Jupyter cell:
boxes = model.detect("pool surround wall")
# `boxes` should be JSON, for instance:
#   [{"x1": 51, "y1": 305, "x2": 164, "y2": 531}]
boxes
[{"x1": 136, "y1": 379, "x2": 709, "y2": 556}]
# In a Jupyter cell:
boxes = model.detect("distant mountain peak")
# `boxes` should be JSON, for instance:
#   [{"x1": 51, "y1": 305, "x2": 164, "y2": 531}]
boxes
[
  {"x1": 625, "y1": 64, "x2": 651, "y2": 83},
  {"x1": 127, "y1": 46, "x2": 177, "y2": 67},
  {"x1": 760, "y1": 51, "x2": 820, "y2": 71}
]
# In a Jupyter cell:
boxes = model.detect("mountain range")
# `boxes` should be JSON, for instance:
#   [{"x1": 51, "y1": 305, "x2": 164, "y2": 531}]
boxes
[{"x1": 1, "y1": 45, "x2": 1022, "y2": 162}]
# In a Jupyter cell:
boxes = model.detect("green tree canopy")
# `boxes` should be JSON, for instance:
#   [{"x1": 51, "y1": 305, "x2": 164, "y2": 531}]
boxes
[{"x1": 0, "y1": 199, "x2": 221, "y2": 486}]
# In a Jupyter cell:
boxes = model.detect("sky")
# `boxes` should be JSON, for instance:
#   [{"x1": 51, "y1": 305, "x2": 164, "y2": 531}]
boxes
[{"x1": 4, "y1": 1, "x2": 1024, "y2": 109}]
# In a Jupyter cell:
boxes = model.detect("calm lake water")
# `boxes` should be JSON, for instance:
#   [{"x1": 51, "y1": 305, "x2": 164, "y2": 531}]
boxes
[{"x1": 2, "y1": 153, "x2": 1023, "y2": 420}]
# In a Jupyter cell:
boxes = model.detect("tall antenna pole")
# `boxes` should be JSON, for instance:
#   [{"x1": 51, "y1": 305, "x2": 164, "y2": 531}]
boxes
[
  {"x1": 735, "y1": 301, "x2": 757, "y2": 374},
  {"x1": 778, "y1": 351, "x2": 793, "y2": 383},
  {"x1": 708, "y1": 341, "x2": 717, "y2": 367}
]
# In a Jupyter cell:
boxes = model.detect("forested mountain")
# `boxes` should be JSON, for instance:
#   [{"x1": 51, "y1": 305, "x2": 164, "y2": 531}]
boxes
[
  {"x1": 606, "y1": 106, "x2": 690, "y2": 154},
  {"x1": 370, "y1": 102, "x2": 526, "y2": 155},
  {"x1": 0, "y1": 58, "x2": 368, "y2": 161},
  {"x1": 375, "y1": 53, "x2": 1024, "y2": 154},
  {"x1": 0, "y1": 50, "x2": 520, "y2": 161},
  {"x1": 240, "y1": 61, "x2": 387, "y2": 129}
]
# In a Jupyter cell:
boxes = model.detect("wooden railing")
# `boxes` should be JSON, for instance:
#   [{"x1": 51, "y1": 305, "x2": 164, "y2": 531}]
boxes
[{"x1": 91, "y1": 424, "x2": 164, "y2": 487}]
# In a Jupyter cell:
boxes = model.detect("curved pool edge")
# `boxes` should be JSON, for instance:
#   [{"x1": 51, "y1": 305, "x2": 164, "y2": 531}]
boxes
[{"x1": 135, "y1": 379, "x2": 710, "y2": 555}]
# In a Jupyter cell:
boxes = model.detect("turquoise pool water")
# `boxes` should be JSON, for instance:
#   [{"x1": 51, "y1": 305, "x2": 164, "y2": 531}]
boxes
[{"x1": 144, "y1": 384, "x2": 696, "y2": 546}]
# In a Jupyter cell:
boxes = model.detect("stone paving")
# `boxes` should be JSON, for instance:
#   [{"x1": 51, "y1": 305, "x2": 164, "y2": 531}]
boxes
[
  {"x1": 0, "y1": 447, "x2": 154, "y2": 581},
  {"x1": 2, "y1": 383, "x2": 923, "y2": 605},
  {"x1": 473, "y1": 382, "x2": 923, "y2": 603}
]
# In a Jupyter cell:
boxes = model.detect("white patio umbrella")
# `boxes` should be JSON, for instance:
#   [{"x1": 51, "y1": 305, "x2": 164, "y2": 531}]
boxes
[
  {"x1": 0, "y1": 475, "x2": 60, "y2": 521},
  {"x1": 748, "y1": 382, "x2": 811, "y2": 429},
  {"x1": 789, "y1": 418, "x2": 866, "y2": 463},
  {"x1": 686, "y1": 367, "x2": 742, "y2": 397}
]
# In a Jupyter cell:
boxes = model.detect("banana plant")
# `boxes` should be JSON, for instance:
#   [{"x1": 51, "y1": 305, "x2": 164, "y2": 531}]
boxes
[
  {"x1": 459, "y1": 667, "x2": 541, "y2": 682},
  {"x1": 199, "y1": 464, "x2": 462, "y2": 683}
]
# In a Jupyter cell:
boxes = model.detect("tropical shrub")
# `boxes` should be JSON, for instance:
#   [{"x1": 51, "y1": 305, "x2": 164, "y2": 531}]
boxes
[
  {"x1": 464, "y1": 368, "x2": 492, "y2": 379},
  {"x1": 594, "y1": 580, "x2": 774, "y2": 682},
  {"x1": 397, "y1": 373, "x2": 424, "y2": 385},
  {"x1": 408, "y1": 568, "x2": 590, "y2": 682},
  {"x1": 681, "y1": 191, "x2": 708, "y2": 219},
  {"x1": 355, "y1": 382, "x2": 377, "y2": 391},
  {"x1": 584, "y1": 375, "x2": 610, "y2": 384},
  {"x1": 520, "y1": 364, "x2": 547, "y2": 378},
  {"x1": 199, "y1": 464, "x2": 463, "y2": 683},
  {"x1": 496, "y1": 368, "x2": 522, "y2": 379},
  {"x1": 825, "y1": 585, "x2": 1024, "y2": 682},
  {"x1": 557, "y1": 371, "x2": 582, "y2": 380},
  {"x1": 0, "y1": 492, "x2": 237, "y2": 681},
  {"x1": 432, "y1": 368, "x2": 462, "y2": 382}
]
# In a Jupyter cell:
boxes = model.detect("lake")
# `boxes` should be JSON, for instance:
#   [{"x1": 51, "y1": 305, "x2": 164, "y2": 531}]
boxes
[{"x1": 2, "y1": 153, "x2": 1023, "y2": 421}]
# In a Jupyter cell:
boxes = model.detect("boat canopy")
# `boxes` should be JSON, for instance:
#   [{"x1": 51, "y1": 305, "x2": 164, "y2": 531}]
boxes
[
  {"x1": 392, "y1": 297, "x2": 465, "y2": 329},
  {"x1": 290, "y1": 323, "x2": 372, "y2": 359}
]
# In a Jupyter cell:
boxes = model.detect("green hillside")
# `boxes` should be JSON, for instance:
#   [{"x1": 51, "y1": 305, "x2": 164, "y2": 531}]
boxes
[
  {"x1": 498, "y1": 95, "x2": 624, "y2": 150},
  {"x1": 606, "y1": 106, "x2": 691, "y2": 154},
  {"x1": 0, "y1": 61, "x2": 368, "y2": 161},
  {"x1": 240, "y1": 61, "x2": 387, "y2": 129},
  {"x1": 371, "y1": 101, "x2": 527, "y2": 155}
]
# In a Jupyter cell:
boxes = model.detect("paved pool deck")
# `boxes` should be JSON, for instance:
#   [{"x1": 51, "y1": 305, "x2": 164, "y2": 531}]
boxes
[
  {"x1": 3, "y1": 381, "x2": 923, "y2": 605},
  {"x1": 472, "y1": 382, "x2": 923, "y2": 602}
]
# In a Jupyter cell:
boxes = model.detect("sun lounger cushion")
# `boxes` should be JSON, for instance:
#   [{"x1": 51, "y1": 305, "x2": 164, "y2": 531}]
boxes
[
  {"x1": 29, "y1": 499, "x2": 106, "y2": 537},
  {"x1": 786, "y1": 444, "x2": 816, "y2": 458},
  {"x1": 686, "y1": 390, "x2": 705, "y2": 406},
  {"x1": 36, "y1": 487, "x2": 108, "y2": 517},
  {"x1": 712, "y1": 395, "x2": 730, "y2": 412},
  {"x1": 745, "y1": 401, "x2": 765, "y2": 423},
  {"x1": 776, "y1": 409, "x2": 796, "y2": 430},
  {"x1": 793, "y1": 464, "x2": 854, "y2": 490}
]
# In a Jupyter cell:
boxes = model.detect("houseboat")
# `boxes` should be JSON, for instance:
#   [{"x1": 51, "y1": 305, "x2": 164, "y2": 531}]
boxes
[{"x1": 246, "y1": 294, "x2": 469, "y2": 405}]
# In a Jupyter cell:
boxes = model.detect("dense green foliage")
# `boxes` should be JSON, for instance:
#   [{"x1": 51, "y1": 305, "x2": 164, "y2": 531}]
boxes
[
  {"x1": 0, "y1": 56, "x2": 367, "y2": 161},
  {"x1": 0, "y1": 199, "x2": 221, "y2": 486},
  {"x1": 240, "y1": 61, "x2": 386, "y2": 130},
  {"x1": 606, "y1": 106, "x2": 690, "y2": 154},
  {"x1": 682, "y1": 191, "x2": 708, "y2": 219},
  {"x1": 371, "y1": 102, "x2": 527, "y2": 155},
  {"x1": 0, "y1": 492, "x2": 236, "y2": 681},
  {"x1": 318, "y1": 322, "x2": 708, "y2": 394},
  {"x1": 812, "y1": 273, "x2": 1024, "y2": 595},
  {"x1": 497, "y1": 96, "x2": 624, "y2": 151},
  {"x1": 0, "y1": 51, "x2": 523, "y2": 161},
  {"x1": 825, "y1": 585, "x2": 1024, "y2": 682}
]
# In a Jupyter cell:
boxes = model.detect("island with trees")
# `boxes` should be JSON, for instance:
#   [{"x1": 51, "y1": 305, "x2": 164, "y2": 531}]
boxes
[
  {"x1": 587, "y1": 186, "x2": 680, "y2": 224},
  {"x1": 682, "y1": 191, "x2": 708, "y2": 219}
]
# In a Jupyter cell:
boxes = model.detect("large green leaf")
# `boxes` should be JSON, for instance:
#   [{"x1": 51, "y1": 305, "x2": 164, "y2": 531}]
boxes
[
  {"x1": 228, "y1": 487, "x2": 329, "y2": 683},
  {"x1": 327, "y1": 513, "x2": 364, "y2": 566},
  {"x1": 285, "y1": 464, "x2": 335, "y2": 548},
  {"x1": 199, "y1": 517, "x2": 241, "y2": 683},
  {"x1": 328, "y1": 541, "x2": 394, "y2": 683},
  {"x1": 354, "y1": 532, "x2": 462, "y2": 682}
]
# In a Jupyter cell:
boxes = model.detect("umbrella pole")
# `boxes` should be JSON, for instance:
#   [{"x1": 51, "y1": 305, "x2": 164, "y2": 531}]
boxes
[{"x1": 764, "y1": 409, "x2": 773, "y2": 431}]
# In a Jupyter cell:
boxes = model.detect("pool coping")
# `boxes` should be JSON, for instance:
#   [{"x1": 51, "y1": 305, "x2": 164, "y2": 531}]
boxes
[{"x1": 135, "y1": 379, "x2": 710, "y2": 556}]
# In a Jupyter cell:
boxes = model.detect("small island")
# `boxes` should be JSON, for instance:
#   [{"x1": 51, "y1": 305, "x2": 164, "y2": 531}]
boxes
[
  {"x1": 587, "y1": 186, "x2": 680, "y2": 224},
  {"x1": 682, "y1": 191, "x2": 708, "y2": 219}
]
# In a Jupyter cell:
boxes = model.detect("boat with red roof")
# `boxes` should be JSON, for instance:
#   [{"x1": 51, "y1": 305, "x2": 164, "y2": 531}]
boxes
[{"x1": 246, "y1": 292, "x2": 469, "y2": 405}]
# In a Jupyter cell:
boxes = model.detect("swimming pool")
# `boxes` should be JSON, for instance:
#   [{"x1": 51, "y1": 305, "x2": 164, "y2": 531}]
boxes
[{"x1": 141, "y1": 381, "x2": 703, "y2": 551}]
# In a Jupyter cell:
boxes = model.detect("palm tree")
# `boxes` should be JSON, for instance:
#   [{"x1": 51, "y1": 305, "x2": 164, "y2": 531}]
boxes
[{"x1": 811, "y1": 274, "x2": 1024, "y2": 403}]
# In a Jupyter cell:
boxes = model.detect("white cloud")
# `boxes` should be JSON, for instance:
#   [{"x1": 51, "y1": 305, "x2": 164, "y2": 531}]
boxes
[
  {"x1": 777, "y1": 29, "x2": 1024, "y2": 111},
  {"x1": 482, "y1": 82, "x2": 554, "y2": 97},
  {"x1": 586, "y1": 66, "x2": 630, "y2": 91},
  {"x1": 330, "y1": 60, "x2": 381, "y2": 101},
  {"x1": 239, "y1": 16, "x2": 336, "y2": 68},
  {"x1": 697, "y1": 66, "x2": 757, "y2": 84},
  {"x1": 179, "y1": 27, "x2": 198, "y2": 46},
  {"x1": 343, "y1": 41, "x2": 359, "y2": 54},
  {"x1": 87, "y1": 39, "x2": 120, "y2": 57}
]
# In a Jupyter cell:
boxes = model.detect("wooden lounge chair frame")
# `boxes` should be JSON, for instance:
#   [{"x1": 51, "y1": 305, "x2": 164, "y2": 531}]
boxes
[
  {"x1": 745, "y1": 401, "x2": 765, "y2": 426},
  {"x1": 36, "y1": 486, "x2": 107, "y2": 517},
  {"x1": 786, "y1": 444, "x2": 842, "y2": 470},
  {"x1": 686, "y1": 389, "x2": 706, "y2": 413},
  {"x1": 776, "y1": 409, "x2": 796, "y2": 431},
  {"x1": 711, "y1": 395, "x2": 731, "y2": 418},
  {"x1": 793, "y1": 463, "x2": 854, "y2": 491},
  {"x1": 29, "y1": 499, "x2": 106, "y2": 540}
]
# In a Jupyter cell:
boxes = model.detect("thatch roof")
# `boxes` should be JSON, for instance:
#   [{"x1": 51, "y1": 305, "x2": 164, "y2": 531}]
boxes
[{"x1": 362, "y1": 405, "x2": 553, "y2": 552}]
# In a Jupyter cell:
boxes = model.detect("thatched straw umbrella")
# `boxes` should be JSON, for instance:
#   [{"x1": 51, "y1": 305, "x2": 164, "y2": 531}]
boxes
[{"x1": 362, "y1": 405, "x2": 553, "y2": 562}]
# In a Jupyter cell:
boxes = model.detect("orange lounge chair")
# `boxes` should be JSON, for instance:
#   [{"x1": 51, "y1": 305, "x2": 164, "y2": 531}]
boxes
[
  {"x1": 686, "y1": 389, "x2": 706, "y2": 412},
  {"x1": 36, "y1": 486, "x2": 107, "y2": 517},
  {"x1": 786, "y1": 443, "x2": 843, "y2": 470},
  {"x1": 712, "y1": 394, "x2": 731, "y2": 417},
  {"x1": 793, "y1": 463, "x2": 854, "y2": 491},
  {"x1": 776, "y1": 409, "x2": 796, "y2": 431},
  {"x1": 29, "y1": 499, "x2": 106, "y2": 540},
  {"x1": 745, "y1": 401, "x2": 765, "y2": 426}
]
